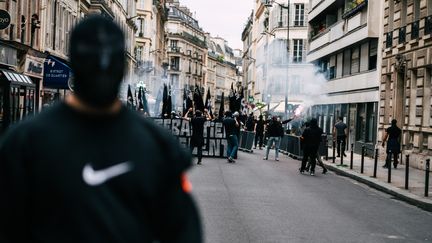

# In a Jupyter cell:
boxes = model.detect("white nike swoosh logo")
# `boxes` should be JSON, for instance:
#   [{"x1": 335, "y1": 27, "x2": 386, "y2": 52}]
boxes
[{"x1": 82, "y1": 161, "x2": 132, "y2": 186}]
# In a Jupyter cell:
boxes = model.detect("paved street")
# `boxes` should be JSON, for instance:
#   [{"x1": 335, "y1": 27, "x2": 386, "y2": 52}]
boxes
[{"x1": 188, "y1": 150, "x2": 432, "y2": 243}]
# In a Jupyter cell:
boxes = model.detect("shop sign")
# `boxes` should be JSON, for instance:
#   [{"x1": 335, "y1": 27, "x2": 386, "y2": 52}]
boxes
[
  {"x1": 24, "y1": 55, "x2": 44, "y2": 79},
  {"x1": 43, "y1": 55, "x2": 72, "y2": 89},
  {"x1": 0, "y1": 10, "x2": 11, "y2": 30}
]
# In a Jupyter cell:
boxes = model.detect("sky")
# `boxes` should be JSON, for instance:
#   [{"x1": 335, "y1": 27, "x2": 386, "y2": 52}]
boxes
[{"x1": 178, "y1": 0, "x2": 255, "y2": 50}]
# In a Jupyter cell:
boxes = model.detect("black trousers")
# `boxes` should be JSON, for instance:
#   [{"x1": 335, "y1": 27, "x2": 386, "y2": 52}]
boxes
[
  {"x1": 190, "y1": 144, "x2": 203, "y2": 162},
  {"x1": 336, "y1": 135, "x2": 346, "y2": 156},
  {"x1": 301, "y1": 147, "x2": 318, "y2": 172},
  {"x1": 385, "y1": 152, "x2": 399, "y2": 167},
  {"x1": 255, "y1": 132, "x2": 264, "y2": 148}
]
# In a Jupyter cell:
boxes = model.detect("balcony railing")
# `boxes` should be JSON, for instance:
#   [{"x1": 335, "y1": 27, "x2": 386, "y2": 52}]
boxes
[
  {"x1": 168, "y1": 46, "x2": 181, "y2": 53},
  {"x1": 182, "y1": 31, "x2": 207, "y2": 48},
  {"x1": 342, "y1": 0, "x2": 367, "y2": 19}
]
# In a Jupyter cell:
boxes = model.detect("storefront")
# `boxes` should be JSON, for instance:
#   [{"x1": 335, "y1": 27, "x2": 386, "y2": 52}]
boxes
[
  {"x1": 23, "y1": 54, "x2": 44, "y2": 111},
  {"x1": 310, "y1": 102, "x2": 378, "y2": 155},
  {"x1": 0, "y1": 69, "x2": 36, "y2": 133}
]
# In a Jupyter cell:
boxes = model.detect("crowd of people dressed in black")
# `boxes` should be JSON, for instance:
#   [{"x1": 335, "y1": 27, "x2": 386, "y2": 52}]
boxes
[{"x1": 181, "y1": 109, "x2": 331, "y2": 177}]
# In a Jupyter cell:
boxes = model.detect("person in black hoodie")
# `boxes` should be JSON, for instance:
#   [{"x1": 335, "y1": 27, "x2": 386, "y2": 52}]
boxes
[
  {"x1": 299, "y1": 118, "x2": 323, "y2": 176},
  {"x1": 254, "y1": 115, "x2": 265, "y2": 149},
  {"x1": 245, "y1": 113, "x2": 255, "y2": 132},
  {"x1": 263, "y1": 116, "x2": 284, "y2": 161},
  {"x1": 0, "y1": 15, "x2": 202, "y2": 243}
]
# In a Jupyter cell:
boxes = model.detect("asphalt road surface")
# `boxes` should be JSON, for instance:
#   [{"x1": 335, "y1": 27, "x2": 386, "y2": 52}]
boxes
[{"x1": 188, "y1": 149, "x2": 432, "y2": 243}]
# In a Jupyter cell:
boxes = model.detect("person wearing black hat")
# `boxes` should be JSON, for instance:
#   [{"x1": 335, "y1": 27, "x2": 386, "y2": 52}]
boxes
[
  {"x1": 299, "y1": 118, "x2": 323, "y2": 176},
  {"x1": 0, "y1": 15, "x2": 202, "y2": 242}
]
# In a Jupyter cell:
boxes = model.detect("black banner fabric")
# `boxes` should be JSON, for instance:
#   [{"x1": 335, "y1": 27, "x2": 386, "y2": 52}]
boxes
[{"x1": 153, "y1": 118, "x2": 228, "y2": 158}]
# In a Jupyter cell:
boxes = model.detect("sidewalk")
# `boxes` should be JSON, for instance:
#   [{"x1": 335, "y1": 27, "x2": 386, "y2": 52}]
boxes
[{"x1": 322, "y1": 148, "x2": 432, "y2": 212}]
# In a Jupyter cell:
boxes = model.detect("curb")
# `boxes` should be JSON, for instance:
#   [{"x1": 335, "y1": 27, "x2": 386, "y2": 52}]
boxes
[{"x1": 325, "y1": 163, "x2": 432, "y2": 212}]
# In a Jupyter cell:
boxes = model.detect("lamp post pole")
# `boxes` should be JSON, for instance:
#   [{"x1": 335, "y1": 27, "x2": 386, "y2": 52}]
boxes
[
  {"x1": 271, "y1": 1, "x2": 290, "y2": 120},
  {"x1": 285, "y1": 0, "x2": 290, "y2": 120}
]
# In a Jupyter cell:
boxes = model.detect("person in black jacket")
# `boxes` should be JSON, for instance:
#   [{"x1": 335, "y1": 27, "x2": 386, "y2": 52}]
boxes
[
  {"x1": 264, "y1": 116, "x2": 284, "y2": 161},
  {"x1": 183, "y1": 108, "x2": 211, "y2": 165},
  {"x1": 245, "y1": 113, "x2": 256, "y2": 132},
  {"x1": 254, "y1": 115, "x2": 265, "y2": 149},
  {"x1": 300, "y1": 118, "x2": 323, "y2": 176},
  {"x1": 0, "y1": 16, "x2": 202, "y2": 243},
  {"x1": 382, "y1": 119, "x2": 402, "y2": 169}
]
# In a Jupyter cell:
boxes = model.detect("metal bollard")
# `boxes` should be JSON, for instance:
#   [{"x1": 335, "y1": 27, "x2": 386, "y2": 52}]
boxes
[
  {"x1": 332, "y1": 141, "x2": 336, "y2": 164},
  {"x1": 350, "y1": 143, "x2": 354, "y2": 169},
  {"x1": 361, "y1": 146, "x2": 365, "y2": 174},
  {"x1": 373, "y1": 148, "x2": 378, "y2": 178},
  {"x1": 426, "y1": 159, "x2": 430, "y2": 197},
  {"x1": 405, "y1": 155, "x2": 409, "y2": 190},
  {"x1": 325, "y1": 138, "x2": 329, "y2": 161},
  {"x1": 387, "y1": 150, "x2": 392, "y2": 183},
  {"x1": 340, "y1": 147, "x2": 344, "y2": 165}
]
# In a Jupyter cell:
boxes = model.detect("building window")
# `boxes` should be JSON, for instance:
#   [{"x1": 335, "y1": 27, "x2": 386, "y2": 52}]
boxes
[
  {"x1": 294, "y1": 4, "x2": 305, "y2": 26},
  {"x1": 136, "y1": 18, "x2": 145, "y2": 37},
  {"x1": 351, "y1": 46, "x2": 360, "y2": 74},
  {"x1": 366, "y1": 103, "x2": 376, "y2": 143},
  {"x1": 135, "y1": 46, "x2": 143, "y2": 62},
  {"x1": 170, "y1": 40, "x2": 178, "y2": 48},
  {"x1": 293, "y1": 39, "x2": 303, "y2": 63},
  {"x1": 343, "y1": 49, "x2": 351, "y2": 76},
  {"x1": 329, "y1": 66, "x2": 336, "y2": 79},
  {"x1": 411, "y1": 20, "x2": 419, "y2": 40},
  {"x1": 398, "y1": 26, "x2": 406, "y2": 44},
  {"x1": 369, "y1": 40, "x2": 378, "y2": 70},
  {"x1": 170, "y1": 57, "x2": 180, "y2": 71},
  {"x1": 426, "y1": 16, "x2": 432, "y2": 35},
  {"x1": 385, "y1": 32, "x2": 393, "y2": 48}
]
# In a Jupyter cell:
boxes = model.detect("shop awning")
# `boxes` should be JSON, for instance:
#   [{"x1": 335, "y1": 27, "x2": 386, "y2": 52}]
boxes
[
  {"x1": 0, "y1": 69, "x2": 35, "y2": 87},
  {"x1": 43, "y1": 55, "x2": 72, "y2": 89}
]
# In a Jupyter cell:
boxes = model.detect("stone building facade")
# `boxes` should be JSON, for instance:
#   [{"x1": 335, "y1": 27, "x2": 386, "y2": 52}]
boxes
[
  {"x1": 380, "y1": 0, "x2": 432, "y2": 167},
  {"x1": 165, "y1": 1, "x2": 206, "y2": 112},
  {"x1": 307, "y1": 0, "x2": 383, "y2": 153},
  {"x1": 0, "y1": 0, "x2": 137, "y2": 133}
]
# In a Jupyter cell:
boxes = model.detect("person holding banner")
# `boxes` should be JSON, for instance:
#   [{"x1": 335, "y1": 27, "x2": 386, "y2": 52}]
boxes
[{"x1": 183, "y1": 108, "x2": 210, "y2": 165}]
